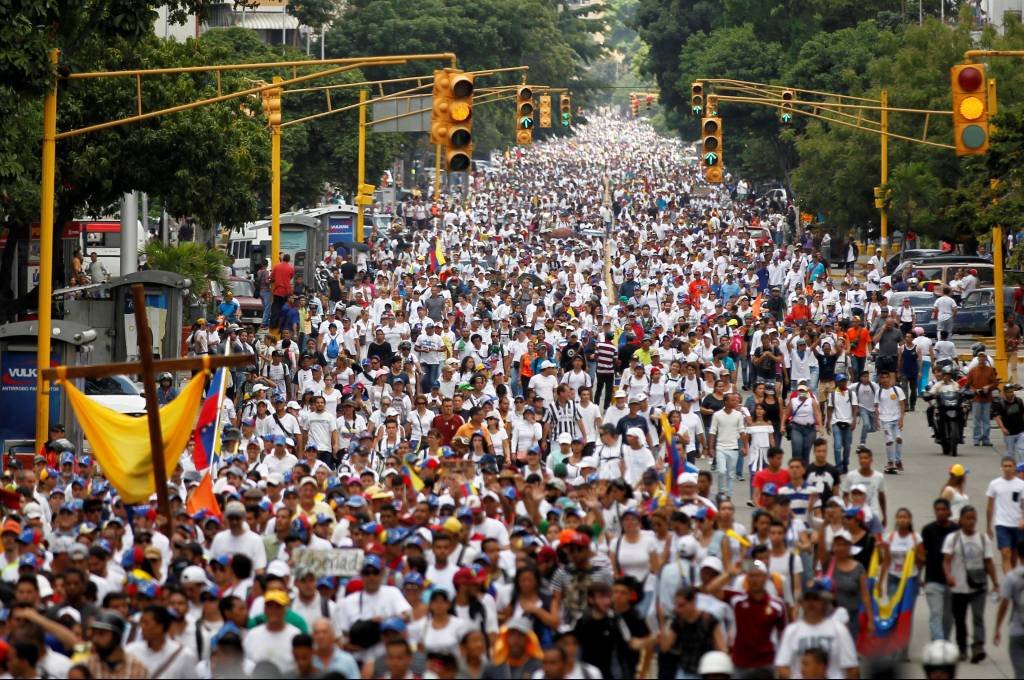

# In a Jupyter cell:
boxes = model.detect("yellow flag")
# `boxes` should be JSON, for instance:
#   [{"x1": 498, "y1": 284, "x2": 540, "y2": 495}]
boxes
[{"x1": 60, "y1": 372, "x2": 206, "y2": 503}]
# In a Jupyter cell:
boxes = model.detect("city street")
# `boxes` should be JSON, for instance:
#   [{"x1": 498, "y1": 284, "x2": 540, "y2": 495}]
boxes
[{"x1": 700, "y1": 376, "x2": 1017, "y2": 678}]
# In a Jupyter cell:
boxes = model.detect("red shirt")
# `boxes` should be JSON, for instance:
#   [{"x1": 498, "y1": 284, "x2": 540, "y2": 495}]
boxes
[
  {"x1": 431, "y1": 414, "x2": 464, "y2": 445},
  {"x1": 270, "y1": 261, "x2": 295, "y2": 298},
  {"x1": 728, "y1": 591, "x2": 788, "y2": 668},
  {"x1": 752, "y1": 468, "x2": 791, "y2": 506}
]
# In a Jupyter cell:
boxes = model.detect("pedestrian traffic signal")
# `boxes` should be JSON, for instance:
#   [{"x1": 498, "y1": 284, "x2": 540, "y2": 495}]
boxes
[
  {"x1": 950, "y1": 63, "x2": 990, "y2": 156},
  {"x1": 706, "y1": 94, "x2": 718, "y2": 117},
  {"x1": 539, "y1": 95, "x2": 552, "y2": 128},
  {"x1": 560, "y1": 95, "x2": 572, "y2": 127},
  {"x1": 430, "y1": 69, "x2": 475, "y2": 170},
  {"x1": 691, "y1": 82, "x2": 704, "y2": 116},
  {"x1": 701, "y1": 116, "x2": 723, "y2": 184},
  {"x1": 261, "y1": 84, "x2": 282, "y2": 127},
  {"x1": 516, "y1": 86, "x2": 534, "y2": 145},
  {"x1": 780, "y1": 89, "x2": 795, "y2": 124},
  {"x1": 355, "y1": 183, "x2": 375, "y2": 206}
]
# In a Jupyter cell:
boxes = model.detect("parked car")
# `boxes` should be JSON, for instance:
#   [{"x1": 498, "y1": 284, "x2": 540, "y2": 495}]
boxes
[
  {"x1": 885, "y1": 249, "x2": 947, "y2": 275},
  {"x1": 211, "y1": 276, "x2": 264, "y2": 327},
  {"x1": 85, "y1": 375, "x2": 146, "y2": 416},
  {"x1": 953, "y1": 286, "x2": 1014, "y2": 336},
  {"x1": 889, "y1": 259, "x2": 996, "y2": 287},
  {"x1": 887, "y1": 290, "x2": 939, "y2": 336}
]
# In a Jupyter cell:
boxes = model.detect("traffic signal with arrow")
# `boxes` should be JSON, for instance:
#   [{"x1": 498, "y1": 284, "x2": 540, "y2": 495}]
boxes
[
  {"x1": 516, "y1": 86, "x2": 534, "y2": 145},
  {"x1": 701, "y1": 116, "x2": 723, "y2": 184},
  {"x1": 560, "y1": 94, "x2": 571, "y2": 127},
  {"x1": 691, "y1": 82, "x2": 703, "y2": 116},
  {"x1": 780, "y1": 89, "x2": 795, "y2": 124}
]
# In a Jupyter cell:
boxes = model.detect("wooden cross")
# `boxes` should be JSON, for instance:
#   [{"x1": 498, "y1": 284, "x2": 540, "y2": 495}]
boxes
[{"x1": 41, "y1": 283, "x2": 253, "y2": 535}]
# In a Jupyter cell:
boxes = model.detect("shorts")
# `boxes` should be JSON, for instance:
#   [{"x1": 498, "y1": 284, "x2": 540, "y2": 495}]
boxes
[{"x1": 996, "y1": 525, "x2": 1024, "y2": 550}]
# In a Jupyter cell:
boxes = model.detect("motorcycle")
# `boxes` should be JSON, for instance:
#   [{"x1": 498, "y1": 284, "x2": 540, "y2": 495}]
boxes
[{"x1": 923, "y1": 388, "x2": 972, "y2": 457}]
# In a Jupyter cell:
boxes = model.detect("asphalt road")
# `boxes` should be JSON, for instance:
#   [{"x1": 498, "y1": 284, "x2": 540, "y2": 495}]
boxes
[{"x1": 699, "y1": 381, "x2": 1017, "y2": 678}]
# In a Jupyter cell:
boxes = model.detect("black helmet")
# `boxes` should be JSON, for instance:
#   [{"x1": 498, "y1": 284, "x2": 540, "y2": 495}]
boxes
[{"x1": 90, "y1": 611, "x2": 127, "y2": 637}]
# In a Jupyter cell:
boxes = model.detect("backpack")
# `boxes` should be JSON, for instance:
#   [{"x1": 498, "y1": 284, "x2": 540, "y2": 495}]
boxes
[
  {"x1": 729, "y1": 333, "x2": 743, "y2": 354},
  {"x1": 326, "y1": 335, "x2": 341, "y2": 360}
]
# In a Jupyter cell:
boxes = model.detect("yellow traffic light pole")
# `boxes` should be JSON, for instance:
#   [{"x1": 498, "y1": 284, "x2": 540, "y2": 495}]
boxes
[
  {"x1": 32, "y1": 52, "x2": 457, "y2": 450},
  {"x1": 270, "y1": 77, "x2": 283, "y2": 266},
  {"x1": 357, "y1": 88, "x2": 368, "y2": 242}
]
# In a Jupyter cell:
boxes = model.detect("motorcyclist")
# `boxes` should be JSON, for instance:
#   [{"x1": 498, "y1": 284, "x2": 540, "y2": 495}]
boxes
[{"x1": 925, "y1": 364, "x2": 963, "y2": 434}]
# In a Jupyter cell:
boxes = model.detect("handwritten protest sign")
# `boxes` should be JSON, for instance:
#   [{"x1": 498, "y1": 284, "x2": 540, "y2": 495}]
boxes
[{"x1": 292, "y1": 548, "x2": 365, "y2": 577}]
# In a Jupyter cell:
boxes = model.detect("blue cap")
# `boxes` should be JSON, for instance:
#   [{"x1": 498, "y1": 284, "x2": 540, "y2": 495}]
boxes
[
  {"x1": 762, "y1": 482, "x2": 778, "y2": 496},
  {"x1": 456, "y1": 507, "x2": 472, "y2": 520},
  {"x1": 18, "y1": 554, "x2": 38, "y2": 568},
  {"x1": 79, "y1": 455, "x2": 92, "y2": 467},
  {"x1": 211, "y1": 622, "x2": 243, "y2": 649},
  {"x1": 358, "y1": 521, "x2": 381, "y2": 535},
  {"x1": 805, "y1": 577, "x2": 835, "y2": 599},
  {"x1": 384, "y1": 528, "x2": 409, "y2": 545},
  {"x1": 380, "y1": 616, "x2": 406, "y2": 633},
  {"x1": 345, "y1": 496, "x2": 367, "y2": 508},
  {"x1": 835, "y1": 373, "x2": 848, "y2": 382},
  {"x1": 316, "y1": 576, "x2": 337, "y2": 589},
  {"x1": 60, "y1": 452, "x2": 75, "y2": 465},
  {"x1": 402, "y1": 571, "x2": 425, "y2": 588},
  {"x1": 314, "y1": 513, "x2": 333, "y2": 526},
  {"x1": 362, "y1": 554, "x2": 383, "y2": 572},
  {"x1": 272, "y1": 434, "x2": 286, "y2": 445},
  {"x1": 94, "y1": 539, "x2": 112, "y2": 555}
]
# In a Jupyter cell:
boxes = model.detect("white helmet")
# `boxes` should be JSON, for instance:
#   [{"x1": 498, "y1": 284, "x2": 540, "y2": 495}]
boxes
[
  {"x1": 697, "y1": 650, "x2": 734, "y2": 676},
  {"x1": 921, "y1": 639, "x2": 959, "y2": 668}
]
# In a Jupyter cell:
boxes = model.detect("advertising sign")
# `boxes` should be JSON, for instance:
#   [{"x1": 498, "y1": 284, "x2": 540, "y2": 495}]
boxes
[
  {"x1": 0, "y1": 351, "x2": 58, "y2": 442},
  {"x1": 328, "y1": 214, "x2": 355, "y2": 244}
]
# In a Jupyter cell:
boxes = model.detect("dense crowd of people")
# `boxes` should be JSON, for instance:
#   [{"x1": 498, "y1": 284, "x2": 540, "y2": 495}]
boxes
[{"x1": 19, "y1": 112, "x2": 1024, "y2": 679}]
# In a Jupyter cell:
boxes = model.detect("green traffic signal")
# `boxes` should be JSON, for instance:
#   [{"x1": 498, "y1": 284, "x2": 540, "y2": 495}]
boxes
[
  {"x1": 519, "y1": 116, "x2": 534, "y2": 129},
  {"x1": 703, "y1": 152, "x2": 718, "y2": 167},
  {"x1": 692, "y1": 105, "x2": 703, "y2": 115},
  {"x1": 561, "y1": 113, "x2": 570, "y2": 127},
  {"x1": 781, "y1": 113, "x2": 793, "y2": 123}
]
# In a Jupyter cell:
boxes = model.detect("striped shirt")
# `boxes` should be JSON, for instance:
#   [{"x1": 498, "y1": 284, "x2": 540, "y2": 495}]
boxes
[
  {"x1": 779, "y1": 482, "x2": 814, "y2": 519},
  {"x1": 545, "y1": 399, "x2": 581, "y2": 442},
  {"x1": 595, "y1": 341, "x2": 617, "y2": 374}
]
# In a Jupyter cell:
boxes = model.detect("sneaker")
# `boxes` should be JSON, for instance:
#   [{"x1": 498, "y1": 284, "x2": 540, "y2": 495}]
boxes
[
  {"x1": 970, "y1": 650, "x2": 987, "y2": 663},
  {"x1": 896, "y1": 461, "x2": 904, "y2": 472},
  {"x1": 746, "y1": 500, "x2": 756, "y2": 508},
  {"x1": 737, "y1": 475, "x2": 745, "y2": 481},
  {"x1": 884, "y1": 464, "x2": 897, "y2": 474}
]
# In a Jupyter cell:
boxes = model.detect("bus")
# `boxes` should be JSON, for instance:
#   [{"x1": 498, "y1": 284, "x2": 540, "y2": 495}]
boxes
[{"x1": 79, "y1": 219, "x2": 148, "y2": 279}]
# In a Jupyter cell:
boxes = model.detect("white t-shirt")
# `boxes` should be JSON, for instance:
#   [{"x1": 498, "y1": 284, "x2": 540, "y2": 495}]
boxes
[
  {"x1": 942, "y1": 530, "x2": 995, "y2": 595},
  {"x1": 774, "y1": 616, "x2": 858, "y2": 678},
  {"x1": 409, "y1": 615, "x2": 468, "y2": 654},
  {"x1": 709, "y1": 409, "x2": 744, "y2": 449},
  {"x1": 986, "y1": 476, "x2": 1024, "y2": 528},
  {"x1": 336, "y1": 586, "x2": 412, "y2": 632},
  {"x1": 885, "y1": 530, "x2": 922, "y2": 577},
  {"x1": 125, "y1": 639, "x2": 198, "y2": 679},
  {"x1": 876, "y1": 385, "x2": 905, "y2": 422},
  {"x1": 933, "y1": 296, "x2": 958, "y2": 321},
  {"x1": 528, "y1": 373, "x2": 558, "y2": 404},
  {"x1": 301, "y1": 410, "x2": 337, "y2": 451},
  {"x1": 612, "y1": 531, "x2": 659, "y2": 586},
  {"x1": 242, "y1": 623, "x2": 301, "y2": 674},
  {"x1": 210, "y1": 529, "x2": 268, "y2": 571},
  {"x1": 841, "y1": 470, "x2": 886, "y2": 518}
]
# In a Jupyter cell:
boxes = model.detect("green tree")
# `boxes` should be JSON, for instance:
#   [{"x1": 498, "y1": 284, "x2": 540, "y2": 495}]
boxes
[{"x1": 141, "y1": 240, "x2": 230, "y2": 297}]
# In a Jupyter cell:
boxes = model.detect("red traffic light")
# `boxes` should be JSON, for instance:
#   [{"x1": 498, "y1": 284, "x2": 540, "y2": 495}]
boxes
[{"x1": 957, "y1": 66, "x2": 984, "y2": 92}]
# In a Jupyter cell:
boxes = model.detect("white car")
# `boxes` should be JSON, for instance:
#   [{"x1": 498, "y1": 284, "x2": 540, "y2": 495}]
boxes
[{"x1": 85, "y1": 375, "x2": 147, "y2": 416}]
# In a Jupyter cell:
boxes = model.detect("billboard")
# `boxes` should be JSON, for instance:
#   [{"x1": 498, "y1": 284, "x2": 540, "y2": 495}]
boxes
[
  {"x1": 328, "y1": 214, "x2": 355, "y2": 244},
  {"x1": 0, "y1": 351, "x2": 58, "y2": 442}
]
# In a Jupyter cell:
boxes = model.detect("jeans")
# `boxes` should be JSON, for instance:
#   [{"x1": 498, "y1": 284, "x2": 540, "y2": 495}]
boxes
[
  {"x1": 924, "y1": 582, "x2": 953, "y2": 641},
  {"x1": 951, "y1": 590, "x2": 986, "y2": 655},
  {"x1": 1006, "y1": 433, "x2": 1024, "y2": 464},
  {"x1": 421, "y1": 363, "x2": 440, "y2": 394},
  {"x1": 832, "y1": 424, "x2": 853, "y2": 471},
  {"x1": 858, "y1": 406, "x2": 877, "y2": 444},
  {"x1": 851, "y1": 355, "x2": 866, "y2": 379},
  {"x1": 595, "y1": 373, "x2": 615, "y2": 409},
  {"x1": 735, "y1": 441, "x2": 745, "y2": 479},
  {"x1": 790, "y1": 423, "x2": 816, "y2": 463},
  {"x1": 972, "y1": 400, "x2": 992, "y2": 444},
  {"x1": 741, "y1": 357, "x2": 754, "y2": 388},
  {"x1": 260, "y1": 290, "x2": 272, "y2": 327},
  {"x1": 809, "y1": 365, "x2": 820, "y2": 392},
  {"x1": 881, "y1": 419, "x2": 902, "y2": 464},
  {"x1": 937, "y1": 317, "x2": 954, "y2": 337},
  {"x1": 510, "y1": 364, "x2": 522, "y2": 398},
  {"x1": 716, "y1": 446, "x2": 739, "y2": 499},
  {"x1": 1010, "y1": 635, "x2": 1024, "y2": 680},
  {"x1": 919, "y1": 361, "x2": 931, "y2": 393}
]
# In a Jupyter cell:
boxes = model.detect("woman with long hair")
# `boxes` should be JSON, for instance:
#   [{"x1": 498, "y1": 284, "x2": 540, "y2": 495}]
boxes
[
  {"x1": 609, "y1": 509, "x2": 661, "y2": 618},
  {"x1": 940, "y1": 463, "x2": 970, "y2": 521},
  {"x1": 500, "y1": 566, "x2": 557, "y2": 646},
  {"x1": 693, "y1": 507, "x2": 732, "y2": 569},
  {"x1": 467, "y1": 431, "x2": 493, "y2": 464},
  {"x1": 409, "y1": 588, "x2": 463, "y2": 654},
  {"x1": 744, "y1": 403, "x2": 776, "y2": 499}
]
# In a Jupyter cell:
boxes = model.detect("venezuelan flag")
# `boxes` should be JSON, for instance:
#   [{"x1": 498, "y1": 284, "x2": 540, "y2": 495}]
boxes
[
  {"x1": 856, "y1": 548, "x2": 918, "y2": 657},
  {"x1": 429, "y1": 238, "x2": 447, "y2": 273},
  {"x1": 401, "y1": 464, "x2": 425, "y2": 493},
  {"x1": 660, "y1": 413, "x2": 685, "y2": 496},
  {"x1": 192, "y1": 368, "x2": 227, "y2": 472}
]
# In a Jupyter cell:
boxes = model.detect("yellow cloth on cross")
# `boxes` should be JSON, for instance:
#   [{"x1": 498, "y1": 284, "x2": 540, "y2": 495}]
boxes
[{"x1": 59, "y1": 372, "x2": 206, "y2": 503}]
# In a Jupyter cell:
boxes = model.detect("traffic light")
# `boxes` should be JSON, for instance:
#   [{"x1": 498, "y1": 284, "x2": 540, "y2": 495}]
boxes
[
  {"x1": 539, "y1": 95, "x2": 552, "y2": 128},
  {"x1": 780, "y1": 89, "x2": 795, "y2": 124},
  {"x1": 950, "y1": 63, "x2": 990, "y2": 156},
  {"x1": 630, "y1": 95, "x2": 640, "y2": 117},
  {"x1": 261, "y1": 84, "x2": 282, "y2": 127},
  {"x1": 560, "y1": 95, "x2": 571, "y2": 127},
  {"x1": 430, "y1": 69, "x2": 475, "y2": 171},
  {"x1": 706, "y1": 94, "x2": 718, "y2": 117},
  {"x1": 516, "y1": 86, "x2": 534, "y2": 145},
  {"x1": 645, "y1": 94, "x2": 653, "y2": 111},
  {"x1": 691, "y1": 82, "x2": 704, "y2": 116},
  {"x1": 355, "y1": 183, "x2": 375, "y2": 206},
  {"x1": 701, "y1": 116, "x2": 723, "y2": 184}
]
